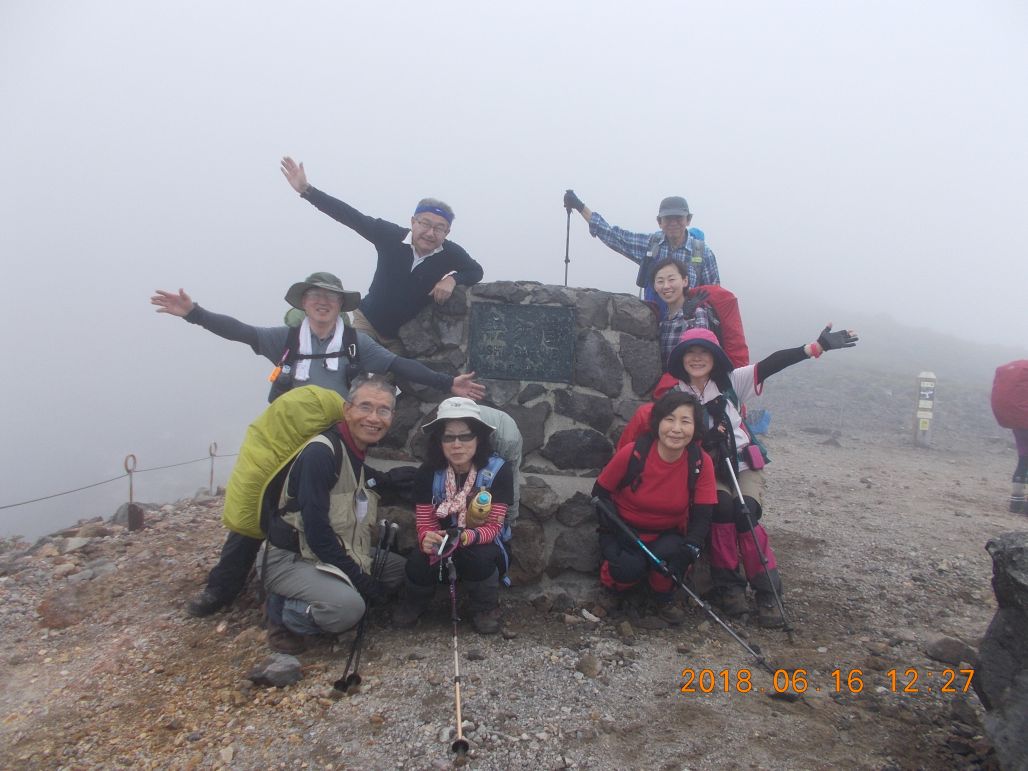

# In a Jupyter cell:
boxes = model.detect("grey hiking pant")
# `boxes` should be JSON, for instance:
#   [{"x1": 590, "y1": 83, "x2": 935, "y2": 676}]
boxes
[{"x1": 258, "y1": 544, "x2": 405, "y2": 635}]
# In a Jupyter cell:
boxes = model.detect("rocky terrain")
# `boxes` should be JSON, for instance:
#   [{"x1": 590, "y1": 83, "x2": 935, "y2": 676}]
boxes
[{"x1": 0, "y1": 359, "x2": 1024, "y2": 770}]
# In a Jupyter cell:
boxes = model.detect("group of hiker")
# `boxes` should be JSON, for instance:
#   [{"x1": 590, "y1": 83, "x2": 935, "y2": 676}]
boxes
[{"x1": 152, "y1": 158, "x2": 859, "y2": 653}]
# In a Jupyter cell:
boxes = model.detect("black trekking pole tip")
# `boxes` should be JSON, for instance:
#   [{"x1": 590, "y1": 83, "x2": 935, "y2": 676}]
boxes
[
  {"x1": 452, "y1": 738, "x2": 470, "y2": 759},
  {"x1": 333, "y1": 672, "x2": 362, "y2": 692}
]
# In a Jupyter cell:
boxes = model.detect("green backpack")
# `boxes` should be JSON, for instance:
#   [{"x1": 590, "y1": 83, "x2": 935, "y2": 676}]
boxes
[{"x1": 222, "y1": 385, "x2": 346, "y2": 538}]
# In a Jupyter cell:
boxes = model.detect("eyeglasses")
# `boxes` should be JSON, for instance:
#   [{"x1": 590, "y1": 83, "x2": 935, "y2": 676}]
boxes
[
  {"x1": 304, "y1": 289, "x2": 343, "y2": 303},
  {"x1": 350, "y1": 402, "x2": 394, "y2": 419},
  {"x1": 441, "y1": 432, "x2": 475, "y2": 444},
  {"x1": 414, "y1": 217, "x2": 450, "y2": 236}
]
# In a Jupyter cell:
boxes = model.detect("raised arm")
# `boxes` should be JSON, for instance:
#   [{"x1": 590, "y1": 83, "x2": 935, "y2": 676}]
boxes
[
  {"x1": 152, "y1": 288, "x2": 261, "y2": 349},
  {"x1": 754, "y1": 323, "x2": 859, "y2": 387},
  {"x1": 281, "y1": 155, "x2": 386, "y2": 242}
]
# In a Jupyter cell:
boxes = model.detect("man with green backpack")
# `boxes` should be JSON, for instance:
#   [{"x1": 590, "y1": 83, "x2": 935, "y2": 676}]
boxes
[{"x1": 151, "y1": 271, "x2": 484, "y2": 618}]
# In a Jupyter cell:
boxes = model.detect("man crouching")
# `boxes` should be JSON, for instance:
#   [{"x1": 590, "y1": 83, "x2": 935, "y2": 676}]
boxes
[{"x1": 258, "y1": 375, "x2": 404, "y2": 653}]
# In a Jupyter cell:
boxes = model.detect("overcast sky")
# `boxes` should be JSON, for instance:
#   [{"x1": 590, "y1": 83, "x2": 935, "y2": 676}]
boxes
[{"x1": 2, "y1": 1, "x2": 1025, "y2": 538}]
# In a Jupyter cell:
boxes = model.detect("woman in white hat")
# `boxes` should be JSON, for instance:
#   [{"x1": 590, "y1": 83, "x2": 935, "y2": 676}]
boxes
[{"x1": 393, "y1": 398, "x2": 514, "y2": 634}]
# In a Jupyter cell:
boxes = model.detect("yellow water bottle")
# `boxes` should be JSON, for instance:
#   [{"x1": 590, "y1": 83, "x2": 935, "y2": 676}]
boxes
[{"x1": 467, "y1": 489, "x2": 492, "y2": 526}]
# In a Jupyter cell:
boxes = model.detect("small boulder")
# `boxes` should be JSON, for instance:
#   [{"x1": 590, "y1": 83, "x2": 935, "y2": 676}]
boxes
[{"x1": 247, "y1": 653, "x2": 303, "y2": 688}]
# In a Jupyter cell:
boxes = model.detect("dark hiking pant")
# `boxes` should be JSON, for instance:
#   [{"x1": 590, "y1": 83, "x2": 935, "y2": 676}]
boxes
[{"x1": 205, "y1": 531, "x2": 262, "y2": 602}]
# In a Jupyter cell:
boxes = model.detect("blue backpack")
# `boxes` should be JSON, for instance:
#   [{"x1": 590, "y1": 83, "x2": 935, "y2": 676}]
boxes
[{"x1": 432, "y1": 454, "x2": 513, "y2": 586}]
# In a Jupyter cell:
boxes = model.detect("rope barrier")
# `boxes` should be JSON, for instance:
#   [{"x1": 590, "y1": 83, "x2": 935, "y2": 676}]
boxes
[{"x1": 0, "y1": 447, "x2": 238, "y2": 512}]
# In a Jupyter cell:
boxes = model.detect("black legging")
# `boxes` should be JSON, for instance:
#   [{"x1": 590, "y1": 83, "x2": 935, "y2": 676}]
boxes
[{"x1": 405, "y1": 543, "x2": 500, "y2": 585}]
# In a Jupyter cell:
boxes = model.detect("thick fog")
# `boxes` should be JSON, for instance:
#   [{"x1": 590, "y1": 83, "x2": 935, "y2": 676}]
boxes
[{"x1": 2, "y1": 1, "x2": 1026, "y2": 539}]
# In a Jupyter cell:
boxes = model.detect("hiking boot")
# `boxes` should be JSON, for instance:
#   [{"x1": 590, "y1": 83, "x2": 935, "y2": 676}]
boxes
[
  {"x1": 657, "y1": 602, "x2": 687, "y2": 625},
  {"x1": 712, "y1": 585, "x2": 749, "y2": 617},
  {"x1": 187, "y1": 588, "x2": 227, "y2": 618},
  {"x1": 471, "y1": 606, "x2": 501, "y2": 635},
  {"x1": 393, "y1": 580, "x2": 435, "y2": 629},
  {"x1": 652, "y1": 591, "x2": 686, "y2": 625},
  {"x1": 756, "y1": 593, "x2": 786, "y2": 629},
  {"x1": 465, "y1": 570, "x2": 501, "y2": 635},
  {"x1": 267, "y1": 621, "x2": 306, "y2": 654},
  {"x1": 1010, "y1": 495, "x2": 1026, "y2": 514}
]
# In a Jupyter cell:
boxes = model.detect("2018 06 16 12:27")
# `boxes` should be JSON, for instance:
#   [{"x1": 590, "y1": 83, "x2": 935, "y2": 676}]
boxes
[{"x1": 678, "y1": 667, "x2": 976, "y2": 695}]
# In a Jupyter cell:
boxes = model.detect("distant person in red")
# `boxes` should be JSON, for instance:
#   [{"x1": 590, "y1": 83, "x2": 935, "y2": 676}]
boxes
[
  {"x1": 592, "y1": 391, "x2": 717, "y2": 625},
  {"x1": 990, "y1": 360, "x2": 1028, "y2": 513},
  {"x1": 619, "y1": 324, "x2": 858, "y2": 627}
]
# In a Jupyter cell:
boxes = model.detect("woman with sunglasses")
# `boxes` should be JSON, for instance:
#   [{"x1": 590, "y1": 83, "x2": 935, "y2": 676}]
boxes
[{"x1": 393, "y1": 398, "x2": 513, "y2": 634}]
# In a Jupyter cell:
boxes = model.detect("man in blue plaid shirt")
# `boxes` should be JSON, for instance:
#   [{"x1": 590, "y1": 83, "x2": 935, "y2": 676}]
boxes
[{"x1": 563, "y1": 191, "x2": 720, "y2": 308}]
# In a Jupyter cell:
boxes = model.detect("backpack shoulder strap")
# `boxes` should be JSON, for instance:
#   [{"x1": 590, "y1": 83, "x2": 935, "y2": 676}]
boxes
[
  {"x1": 686, "y1": 442, "x2": 703, "y2": 496},
  {"x1": 342, "y1": 324, "x2": 360, "y2": 388},
  {"x1": 635, "y1": 233, "x2": 665, "y2": 289},
  {"x1": 475, "y1": 454, "x2": 505, "y2": 489},
  {"x1": 723, "y1": 385, "x2": 740, "y2": 411},
  {"x1": 281, "y1": 324, "x2": 301, "y2": 367},
  {"x1": 617, "y1": 434, "x2": 653, "y2": 492},
  {"x1": 343, "y1": 324, "x2": 359, "y2": 363},
  {"x1": 432, "y1": 468, "x2": 446, "y2": 506}
]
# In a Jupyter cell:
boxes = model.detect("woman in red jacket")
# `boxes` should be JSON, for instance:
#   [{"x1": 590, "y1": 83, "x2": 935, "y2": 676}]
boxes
[{"x1": 593, "y1": 391, "x2": 717, "y2": 625}]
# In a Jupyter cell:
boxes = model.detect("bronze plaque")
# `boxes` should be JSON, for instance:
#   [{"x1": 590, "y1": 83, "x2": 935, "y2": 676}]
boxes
[{"x1": 469, "y1": 303, "x2": 575, "y2": 382}]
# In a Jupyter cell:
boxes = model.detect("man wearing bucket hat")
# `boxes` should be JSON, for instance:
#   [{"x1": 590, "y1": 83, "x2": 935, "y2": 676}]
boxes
[
  {"x1": 152, "y1": 273, "x2": 485, "y2": 618},
  {"x1": 152, "y1": 272, "x2": 484, "y2": 404},
  {"x1": 393, "y1": 397, "x2": 515, "y2": 634},
  {"x1": 617, "y1": 323, "x2": 858, "y2": 627},
  {"x1": 562, "y1": 190, "x2": 720, "y2": 308},
  {"x1": 281, "y1": 157, "x2": 483, "y2": 352}
]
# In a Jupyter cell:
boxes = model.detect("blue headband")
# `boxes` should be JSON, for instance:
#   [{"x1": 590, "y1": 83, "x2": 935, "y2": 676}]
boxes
[{"x1": 413, "y1": 204, "x2": 454, "y2": 224}]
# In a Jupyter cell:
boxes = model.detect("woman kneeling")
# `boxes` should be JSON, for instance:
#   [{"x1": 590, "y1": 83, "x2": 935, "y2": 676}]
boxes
[
  {"x1": 394, "y1": 398, "x2": 513, "y2": 634},
  {"x1": 593, "y1": 391, "x2": 716, "y2": 624}
]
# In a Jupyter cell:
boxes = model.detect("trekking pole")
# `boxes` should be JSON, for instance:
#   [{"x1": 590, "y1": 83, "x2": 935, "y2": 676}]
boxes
[
  {"x1": 446, "y1": 557, "x2": 470, "y2": 759},
  {"x1": 722, "y1": 457, "x2": 795, "y2": 643},
  {"x1": 593, "y1": 496, "x2": 773, "y2": 675},
  {"x1": 563, "y1": 206, "x2": 571, "y2": 287},
  {"x1": 334, "y1": 519, "x2": 396, "y2": 692}
]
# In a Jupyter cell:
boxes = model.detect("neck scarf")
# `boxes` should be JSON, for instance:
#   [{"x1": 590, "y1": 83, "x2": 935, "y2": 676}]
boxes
[{"x1": 435, "y1": 463, "x2": 478, "y2": 527}]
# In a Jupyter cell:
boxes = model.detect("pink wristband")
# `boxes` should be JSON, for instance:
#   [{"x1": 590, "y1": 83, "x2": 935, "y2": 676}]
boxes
[{"x1": 809, "y1": 342, "x2": 823, "y2": 359}]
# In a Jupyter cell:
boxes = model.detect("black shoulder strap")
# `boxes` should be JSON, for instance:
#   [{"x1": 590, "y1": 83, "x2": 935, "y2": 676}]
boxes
[
  {"x1": 617, "y1": 434, "x2": 654, "y2": 492},
  {"x1": 325, "y1": 429, "x2": 345, "y2": 485},
  {"x1": 686, "y1": 442, "x2": 702, "y2": 496},
  {"x1": 281, "y1": 324, "x2": 302, "y2": 367},
  {"x1": 342, "y1": 325, "x2": 360, "y2": 388}
]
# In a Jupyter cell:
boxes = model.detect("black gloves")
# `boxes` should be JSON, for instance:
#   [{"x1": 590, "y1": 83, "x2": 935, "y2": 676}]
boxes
[
  {"x1": 355, "y1": 574, "x2": 386, "y2": 606},
  {"x1": 682, "y1": 542, "x2": 702, "y2": 567},
  {"x1": 817, "y1": 324, "x2": 859, "y2": 351},
  {"x1": 681, "y1": 289, "x2": 710, "y2": 317},
  {"x1": 564, "y1": 189, "x2": 585, "y2": 213}
]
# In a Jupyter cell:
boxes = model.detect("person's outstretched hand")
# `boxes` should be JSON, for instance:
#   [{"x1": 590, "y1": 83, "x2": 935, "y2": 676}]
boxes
[
  {"x1": 817, "y1": 323, "x2": 859, "y2": 351},
  {"x1": 151, "y1": 288, "x2": 195, "y2": 317},
  {"x1": 451, "y1": 372, "x2": 486, "y2": 401},
  {"x1": 280, "y1": 156, "x2": 309, "y2": 194}
]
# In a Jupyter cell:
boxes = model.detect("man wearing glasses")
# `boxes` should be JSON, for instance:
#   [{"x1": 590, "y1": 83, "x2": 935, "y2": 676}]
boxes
[
  {"x1": 152, "y1": 272, "x2": 484, "y2": 619},
  {"x1": 259, "y1": 374, "x2": 405, "y2": 653},
  {"x1": 281, "y1": 157, "x2": 484, "y2": 353}
]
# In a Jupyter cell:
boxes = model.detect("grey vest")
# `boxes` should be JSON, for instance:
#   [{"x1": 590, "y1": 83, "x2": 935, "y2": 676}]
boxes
[{"x1": 280, "y1": 435, "x2": 378, "y2": 574}]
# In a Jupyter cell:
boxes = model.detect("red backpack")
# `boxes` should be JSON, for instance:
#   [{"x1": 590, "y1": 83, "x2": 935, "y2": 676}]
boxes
[{"x1": 991, "y1": 360, "x2": 1028, "y2": 429}]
